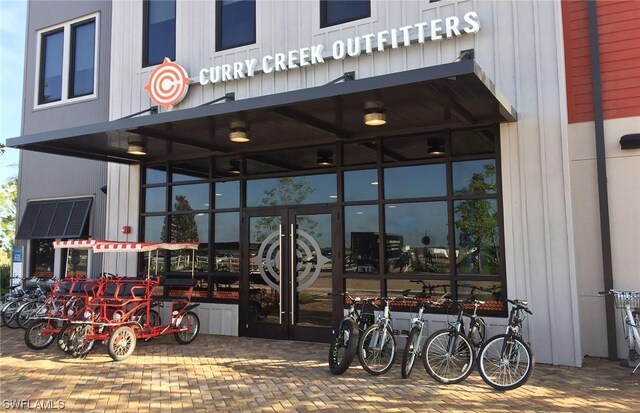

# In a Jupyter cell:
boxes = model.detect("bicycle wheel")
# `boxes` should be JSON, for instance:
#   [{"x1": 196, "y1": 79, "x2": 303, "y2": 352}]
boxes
[
  {"x1": 422, "y1": 329, "x2": 475, "y2": 384},
  {"x1": 24, "y1": 320, "x2": 55, "y2": 350},
  {"x1": 17, "y1": 301, "x2": 40, "y2": 329},
  {"x1": 477, "y1": 334, "x2": 534, "y2": 391},
  {"x1": 627, "y1": 312, "x2": 640, "y2": 368},
  {"x1": 174, "y1": 311, "x2": 200, "y2": 344},
  {"x1": 401, "y1": 326, "x2": 422, "y2": 379},
  {"x1": 359, "y1": 323, "x2": 396, "y2": 375},
  {"x1": 328, "y1": 318, "x2": 359, "y2": 375},
  {"x1": 2, "y1": 301, "x2": 22, "y2": 329},
  {"x1": 68, "y1": 324, "x2": 95, "y2": 358}
]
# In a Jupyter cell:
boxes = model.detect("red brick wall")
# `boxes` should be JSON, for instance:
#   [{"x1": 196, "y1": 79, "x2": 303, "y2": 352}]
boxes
[{"x1": 562, "y1": 0, "x2": 640, "y2": 123}]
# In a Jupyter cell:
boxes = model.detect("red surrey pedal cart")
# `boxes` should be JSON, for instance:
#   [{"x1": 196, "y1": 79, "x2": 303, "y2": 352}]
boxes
[{"x1": 61, "y1": 240, "x2": 201, "y2": 361}]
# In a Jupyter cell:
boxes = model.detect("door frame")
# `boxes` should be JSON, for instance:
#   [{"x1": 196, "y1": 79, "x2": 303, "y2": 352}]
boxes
[{"x1": 239, "y1": 205, "x2": 340, "y2": 342}]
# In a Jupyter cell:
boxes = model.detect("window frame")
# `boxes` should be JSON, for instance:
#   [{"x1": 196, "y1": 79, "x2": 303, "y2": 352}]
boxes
[
  {"x1": 142, "y1": 0, "x2": 176, "y2": 68},
  {"x1": 215, "y1": 0, "x2": 257, "y2": 52},
  {"x1": 320, "y1": 0, "x2": 371, "y2": 29},
  {"x1": 34, "y1": 13, "x2": 100, "y2": 109}
]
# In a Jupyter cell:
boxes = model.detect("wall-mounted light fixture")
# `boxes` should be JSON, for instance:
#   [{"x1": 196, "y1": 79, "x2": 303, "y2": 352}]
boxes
[
  {"x1": 363, "y1": 100, "x2": 386, "y2": 126},
  {"x1": 229, "y1": 159, "x2": 241, "y2": 174},
  {"x1": 316, "y1": 150, "x2": 334, "y2": 166},
  {"x1": 229, "y1": 120, "x2": 250, "y2": 143}
]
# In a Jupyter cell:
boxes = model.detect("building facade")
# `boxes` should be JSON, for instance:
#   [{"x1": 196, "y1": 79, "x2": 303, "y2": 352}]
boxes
[{"x1": 9, "y1": 0, "x2": 640, "y2": 368}]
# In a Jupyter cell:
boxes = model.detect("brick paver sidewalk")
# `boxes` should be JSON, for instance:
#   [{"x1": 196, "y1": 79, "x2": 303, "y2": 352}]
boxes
[{"x1": 0, "y1": 329, "x2": 638, "y2": 412}]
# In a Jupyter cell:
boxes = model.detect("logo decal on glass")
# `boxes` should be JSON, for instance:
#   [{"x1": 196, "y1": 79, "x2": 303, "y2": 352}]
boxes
[{"x1": 256, "y1": 229, "x2": 330, "y2": 291}]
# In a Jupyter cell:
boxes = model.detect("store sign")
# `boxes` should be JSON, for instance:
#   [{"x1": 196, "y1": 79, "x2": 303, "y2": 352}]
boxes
[
  {"x1": 144, "y1": 11, "x2": 480, "y2": 109},
  {"x1": 11, "y1": 248, "x2": 23, "y2": 287},
  {"x1": 198, "y1": 11, "x2": 480, "y2": 85},
  {"x1": 144, "y1": 58, "x2": 191, "y2": 110}
]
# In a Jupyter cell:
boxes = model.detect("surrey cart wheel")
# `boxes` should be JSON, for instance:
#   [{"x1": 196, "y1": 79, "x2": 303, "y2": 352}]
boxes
[
  {"x1": 68, "y1": 324, "x2": 95, "y2": 358},
  {"x1": 108, "y1": 325, "x2": 137, "y2": 361},
  {"x1": 137, "y1": 309, "x2": 161, "y2": 327},
  {"x1": 24, "y1": 320, "x2": 55, "y2": 350},
  {"x1": 56, "y1": 323, "x2": 74, "y2": 352},
  {"x1": 174, "y1": 311, "x2": 200, "y2": 344}
]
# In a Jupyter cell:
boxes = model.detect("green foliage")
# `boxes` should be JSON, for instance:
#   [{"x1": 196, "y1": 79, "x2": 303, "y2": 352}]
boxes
[
  {"x1": 0, "y1": 177, "x2": 18, "y2": 254},
  {"x1": 0, "y1": 264, "x2": 9, "y2": 291}
]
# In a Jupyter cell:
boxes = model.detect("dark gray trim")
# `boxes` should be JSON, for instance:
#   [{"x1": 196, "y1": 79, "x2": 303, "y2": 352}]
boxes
[
  {"x1": 7, "y1": 60, "x2": 516, "y2": 149},
  {"x1": 588, "y1": 1, "x2": 616, "y2": 361}
]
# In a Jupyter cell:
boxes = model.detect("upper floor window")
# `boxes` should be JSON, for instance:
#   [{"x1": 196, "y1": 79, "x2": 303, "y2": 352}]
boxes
[
  {"x1": 320, "y1": 0, "x2": 370, "y2": 28},
  {"x1": 144, "y1": 0, "x2": 176, "y2": 67},
  {"x1": 216, "y1": 0, "x2": 256, "y2": 51},
  {"x1": 37, "y1": 14, "x2": 98, "y2": 106}
]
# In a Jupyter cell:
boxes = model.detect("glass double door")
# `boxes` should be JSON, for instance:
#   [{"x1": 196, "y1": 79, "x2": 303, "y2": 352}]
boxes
[{"x1": 242, "y1": 207, "x2": 336, "y2": 342}]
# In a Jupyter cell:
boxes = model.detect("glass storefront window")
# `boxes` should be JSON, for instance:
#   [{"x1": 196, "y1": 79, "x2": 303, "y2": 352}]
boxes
[
  {"x1": 215, "y1": 181, "x2": 240, "y2": 209},
  {"x1": 144, "y1": 187, "x2": 166, "y2": 212},
  {"x1": 171, "y1": 183, "x2": 209, "y2": 212},
  {"x1": 169, "y1": 213, "x2": 209, "y2": 272},
  {"x1": 456, "y1": 281, "x2": 504, "y2": 312},
  {"x1": 454, "y1": 199, "x2": 500, "y2": 275},
  {"x1": 145, "y1": 166, "x2": 166, "y2": 184},
  {"x1": 344, "y1": 279, "x2": 380, "y2": 300},
  {"x1": 344, "y1": 169, "x2": 378, "y2": 202},
  {"x1": 212, "y1": 276, "x2": 240, "y2": 301},
  {"x1": 451, "y1": 129, "x2": 495, "y2": 156},
  {"x1": 143, "y1": 216, "x2": 165, "y2": 243},
  {"x1": 30, "y1": 239, "x2": 56, "y2": 278},
  {"x1": 384, "y1": 202, "x2": 449, "y2": 274},
  {"x1": 214, "y1": 212, "x2": 239, "y2": 273},
  {"x1": 344, "y1": 205, "x2": 379, "y2": 274},
  {"x1": 384, "y1": 164, "x2": 446, "y2": 199},
  {"x1": 387, "y1": 278, "x2": 450, "y2": 309},
  {"x1": 64, "y1": 248, "x2": 88, "y2": 278},
  {"x1": 246, "y1": 175, "x2": 336, "y2": 207},
  {"x1": 452, "y1": 160, "x2": 496, "y2": 195}
]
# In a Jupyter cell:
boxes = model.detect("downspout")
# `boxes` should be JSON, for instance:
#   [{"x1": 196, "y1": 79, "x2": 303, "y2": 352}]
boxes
[{"x1": 587, "y1": 1, "x2": 617, "y2": 361}]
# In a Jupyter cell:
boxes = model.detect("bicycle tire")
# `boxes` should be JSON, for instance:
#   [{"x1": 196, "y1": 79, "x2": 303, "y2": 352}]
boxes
[
  {"x1": 359, "y1": 323, "x2": 396, "y2": 375},
  {"x1": 57, "y1": 322, "x2": 74, "y2": 353},
  {"x1": 17, "y1": 301, "x2": 40, "y2": 329},
  {"x1": 627, "y1": 312, "x2": 640, "y2": 368},
  {"x1": 2, "y1": 301, "x2": 22, "y2": 329},
  {"x1": 477, "y1": 334, "x2": 534, "y2": 391},
  {"x1": 401, "y1": 326, "x2": 421, "y2": 379},
  {"x1": 422, "y1": 329, "x2": 475, "y2": 384},
  {"x1": 24, "y1": 320, "x2": 55, "y2": 350},
  {"x1": 468, "y1": 318, "x2": 486, "y2": 348},
  {"x1": 108, "y1": 325, "x2": 137, "y2": 361},
  {"x1": 328, "y1": 318, "x2": 359, "y2": 375},
  {"x1": 174, "y1": 311, "x2": 200, "y2": 344}
]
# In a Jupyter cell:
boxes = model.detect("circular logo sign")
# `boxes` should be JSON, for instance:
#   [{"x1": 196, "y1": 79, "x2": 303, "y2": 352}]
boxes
[{"x1": 144, "y1": 58, "x2": 190, "y2": 111}]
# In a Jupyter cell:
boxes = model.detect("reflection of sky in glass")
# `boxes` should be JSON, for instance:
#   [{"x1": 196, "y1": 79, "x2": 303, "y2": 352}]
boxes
[
  {"x1": 145, "y1": 187, "x2": 165, "y2": 212},
  {"x1": 246, "y1": 175, "x2": 336, "y2": 207},
  {"x1": 384, "y1": 164, "x2": 446, "y2": 199},
  {"x1": 194, "y1": 214, "x2": 209, "y2": 242},
  {"x1": 144, "y1": 216, "x2": 165, "y2": 242},
  {"x1": 172, "y1": 183, "x2": 209, "y2": 211},
  {"x1": 146, "y1": 167, "x2": 166, "y2": 184},
  {"x1": 344, "y1": 205, "x2": 378, "y2": 247},
  {"x1": 215, "y1": 212, "x2": 239, "y2": 242},
  {"x1": 452, "y1": 160, "x2": 496, "y2": 194},
  {"x1": 385, "y1": 202, "x2": 448, "y2": 248},
  {"x1": 215, "y1": 181, "x2": 240, "y2": 209},
  {"x1": 296, "y1": 214, "x2": 331, "y2": 248},
  {"x1": 344, "y1": 169, "x2": 378, "y2": 201}
]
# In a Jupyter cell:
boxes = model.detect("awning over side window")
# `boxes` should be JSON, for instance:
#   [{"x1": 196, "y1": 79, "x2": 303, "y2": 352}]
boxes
[{"x1": 16, "y1": 198, "x2": 93, "y2": 239}]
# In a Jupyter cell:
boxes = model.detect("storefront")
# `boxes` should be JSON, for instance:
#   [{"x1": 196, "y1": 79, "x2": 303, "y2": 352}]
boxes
[{"x1": 11, "y1": 0, "x2": 640, "y2": 367}]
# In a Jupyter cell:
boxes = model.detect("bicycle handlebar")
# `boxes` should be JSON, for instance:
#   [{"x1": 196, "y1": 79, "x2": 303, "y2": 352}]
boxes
[{"x1": 508, "y1": 298, "x2": 533, "y2": 315}]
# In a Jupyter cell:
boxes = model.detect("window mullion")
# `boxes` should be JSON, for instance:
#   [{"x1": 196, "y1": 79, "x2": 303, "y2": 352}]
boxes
[{"x1": 61, "y1": 23, "x2": 71, "y2": 101}]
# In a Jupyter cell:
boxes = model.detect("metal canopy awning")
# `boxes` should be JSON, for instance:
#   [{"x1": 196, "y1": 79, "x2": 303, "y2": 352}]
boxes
[{"x1": 7, "y1": 59, "x2": 516, "y2": 165}]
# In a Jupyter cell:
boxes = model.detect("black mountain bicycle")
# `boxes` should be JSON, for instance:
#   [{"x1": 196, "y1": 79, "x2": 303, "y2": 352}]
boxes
[{"x1": 328, "y1": 292, "x2": 376, "y2": 375}]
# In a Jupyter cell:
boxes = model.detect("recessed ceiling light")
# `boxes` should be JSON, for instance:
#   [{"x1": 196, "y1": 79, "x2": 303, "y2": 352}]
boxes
[
  {"x1": 329, "y1": 195, "x2": 338, "y2": 199},
  {"x1": 371, "y1": 181, "x2": 378, "y2": 185},
  {"x1": 388, "y1": 205, "x2": 396, "y2": 208},
  {"x1": 356, "y1": 211, "x2": 364, "y2": 215}
]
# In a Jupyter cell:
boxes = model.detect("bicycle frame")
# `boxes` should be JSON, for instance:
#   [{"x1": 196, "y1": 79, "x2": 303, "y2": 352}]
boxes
[{"x1": 622, "y1": 301, "x2": 640, "y2": 373}]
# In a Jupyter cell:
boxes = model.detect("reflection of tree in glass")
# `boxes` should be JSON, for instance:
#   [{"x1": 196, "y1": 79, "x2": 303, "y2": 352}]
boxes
[
  {"x1": 253, "y1": 178, "x2": 321, "y2": 241},
  {"x1": 161, "y1": 195, "x2": 200, "y2": 271},
  {"x1": 455, "y1": 164, "x2": 499, "y2": 274}
]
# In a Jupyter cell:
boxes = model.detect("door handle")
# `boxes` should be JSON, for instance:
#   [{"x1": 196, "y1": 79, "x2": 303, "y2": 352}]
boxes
[
  {"x1": 291, "y1": 223, "x2": 295, "y2": 325},
  {"x1": 278, "y1": 224, "x2": 283, "y2": 325}
]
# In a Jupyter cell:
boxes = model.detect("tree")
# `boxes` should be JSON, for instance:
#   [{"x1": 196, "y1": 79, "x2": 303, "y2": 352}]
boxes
[
  {"x1": 0, "y1": 177, "x2": 18, "y2": 255},
  {"x1": 454, "y1": 164, "x2": 499, "y2": 274}
]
